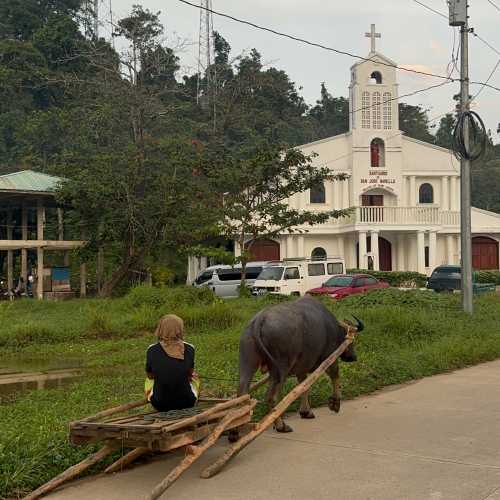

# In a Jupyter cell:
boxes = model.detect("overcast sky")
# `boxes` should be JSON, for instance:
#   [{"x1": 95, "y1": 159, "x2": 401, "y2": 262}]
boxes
[{"x1": 105, "y1": 0, "x2": 500, "y2": 141}]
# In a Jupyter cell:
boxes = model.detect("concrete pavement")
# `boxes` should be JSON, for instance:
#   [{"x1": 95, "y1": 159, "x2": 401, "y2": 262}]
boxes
[{"x1": 49, "y1": 360, "x2": 500, "y2": 500}]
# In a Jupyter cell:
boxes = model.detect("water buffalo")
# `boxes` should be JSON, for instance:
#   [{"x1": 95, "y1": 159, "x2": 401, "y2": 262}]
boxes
[{"x1": 237, "y1": 296, "x2": 364, "y2": 433}]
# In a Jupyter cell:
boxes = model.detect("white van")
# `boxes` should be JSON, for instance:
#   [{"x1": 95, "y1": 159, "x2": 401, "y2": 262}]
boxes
[
  {"x1": 193, "y1": 262, "x2": 269, "y2": 298},
  {"x1": 252, "y1": 257, "x2": 345, "y2": 297}
]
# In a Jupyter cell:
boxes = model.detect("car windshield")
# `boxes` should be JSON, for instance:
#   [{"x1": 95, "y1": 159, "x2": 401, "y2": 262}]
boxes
[
  {"x1": 324, "y1": 276, "x2": 354, "y2": 287},
  {"x1": 258, "y1": 267, "x2": 284, "y2": 281},
  {"x1": 195, "y1": 270, "x2": 213, "y2": 284},
  {"x1": 432, "y1": 267, "x2": 461, "y2": 278}
]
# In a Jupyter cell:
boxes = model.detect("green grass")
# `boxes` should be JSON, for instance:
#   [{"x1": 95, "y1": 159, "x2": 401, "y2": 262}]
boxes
[{"x1": 1, "y1": 287, "x2": 500, "y2": 498}]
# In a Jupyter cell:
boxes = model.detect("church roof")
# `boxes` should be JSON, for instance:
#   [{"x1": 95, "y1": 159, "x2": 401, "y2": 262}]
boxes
[
  {"x1": 350, "y1": 51, "x2": 398, "y2": 70},
  {"x1": 299, "y1": 132, "x2": 352, "y2": 150},
  {"x1": 402, "y1": 135, "x2": 455, "y2": 155},
  {"x1": 0, "y1": 170, "x2": 62, "y2": 194}
]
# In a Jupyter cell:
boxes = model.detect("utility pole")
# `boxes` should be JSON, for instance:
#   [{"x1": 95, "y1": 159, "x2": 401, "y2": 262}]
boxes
[{"x1": 449, "y1": 0, "x2": 473, "y2": 313}]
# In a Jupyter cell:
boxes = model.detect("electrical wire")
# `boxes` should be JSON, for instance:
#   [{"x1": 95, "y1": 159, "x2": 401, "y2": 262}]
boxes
[
  {"x1": 179, "y1": 0, "x2": 500, "y2": 94},
  {"x1": 178, "y1": 0, "x2": 456, "y2": 82},
  {"x1": 410, "y1": 0, "x2": 448, "y2": 19},
  {"x1": 486, "y1": 0, "x2": 500, "y2": 13},
  {"x1": 452, "y1": 111, "x2": 487, "y2": 161},
  {"x1": 472, "y1": 58, "x2": 500, "y2": 99}
]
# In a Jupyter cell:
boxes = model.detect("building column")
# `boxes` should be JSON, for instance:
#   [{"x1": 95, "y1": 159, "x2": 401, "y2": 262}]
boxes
[
  {"x1": 333, "y1": 180, "x2": 341, "y2": 210},
  {"x1": 80, "y1": 263, "x2": 87, "y2": 297},
  {"x1": 417, "y1": 230, "x2": 426, "y2": 274},
  {"x1": 337, "y1": 235, "x2": 345, "y2": 261},
  {"x1": 297, "y1": 235, "x2": 305, "y2": 259},
  {"x1": 7, "y1": 209, "x2": 14, "y2": 291},
  {"x1": 397, "y1": 234, "x2": 406, "y2": 271},
  {"x1": 286, "y1": 235, "x2": 294, "y2": 259},
  {"x1": 371, "y1": 230, "x2": 380, "y2": 271},
  {"x1": 450, "y1": 176, "x2": 458, "y2": 211},
  {"x1": 446, "y1": 234, "x2": 454, "y2": 265},
  {"x1": 441, "y1": 176, "x2": 450, "y2": 211},
  {"x1": 429, "y1": 231, "x2": 437, "y2": 272},
  {"x1": 455, "y1": 234, "x2": 461, "y2": 265},
  {"x1": 57, "y1": 207, "x2": 70, "y2": 267},
  {"x1": 36, "y1": 200, "x2": 45, "y2": 300},
  {"x1": 359, "y1": 231, "x2": 368, "y2": 270},
  {"x1": 410, "y1": 176, "x2": 417, "y2": 206},
  {"x1": 21, "y1": 204, "x2": 28, "y2": 283},
  {"x1": 342, "y1": 178, "x2": 350, "y2": 208}
]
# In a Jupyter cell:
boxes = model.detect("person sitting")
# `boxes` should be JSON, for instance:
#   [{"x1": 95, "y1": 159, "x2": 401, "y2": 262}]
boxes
[{"x1": 145, "y1": 314, "x2": 200, "y2": 412}]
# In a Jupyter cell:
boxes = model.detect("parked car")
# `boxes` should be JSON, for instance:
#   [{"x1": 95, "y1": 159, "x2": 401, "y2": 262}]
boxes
[
  {"x1": 307, "y1": 274, "x2": 389, "y2": 300},
  {"x1": 193, "y1": 262, "x2": 269, "y2": 298},
  {"x1": 427, "y1": 265, "x2": 496, "y2": 294},
  {"x1": 252, "y1": 257, "x2": 345, "y2": 297}
]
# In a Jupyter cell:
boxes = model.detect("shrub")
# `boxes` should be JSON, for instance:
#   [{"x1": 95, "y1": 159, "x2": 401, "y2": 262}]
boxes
[
  {"x1": 474, "y1": 270, "x2": 500, "y2": 285},
  {"x1": 347, "y1": 269, "x2": 427, "y2": 288},
  {"x1": 126, "y1": 285, "x2": 216, "y2": 308},
  {"x1": 174, "y1": 302, "x2": 241, "y2": 331}
]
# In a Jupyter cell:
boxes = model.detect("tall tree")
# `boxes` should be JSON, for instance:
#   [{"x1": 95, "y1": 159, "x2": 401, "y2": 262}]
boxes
[
  {"x1": 434, "y1": 113, "x2": 456, "y2": 150},
  {"x1": 203, "y1": 142, "x2": 350, "y2": 286},
  {"x1": 398, "y1": 103, "x2": 435, "y2": 143}
]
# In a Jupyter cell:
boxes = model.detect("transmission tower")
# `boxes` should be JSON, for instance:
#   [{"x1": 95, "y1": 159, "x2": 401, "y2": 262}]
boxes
[
  {"x1": 197, "y1": 0, "x2": 217, "y2": 129},
  {"x1": 84, "y1": 0, "x2": 99, "y2": 40}
]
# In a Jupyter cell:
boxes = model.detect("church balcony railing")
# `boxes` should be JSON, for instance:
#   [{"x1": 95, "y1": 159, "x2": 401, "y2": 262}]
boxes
[{"x1": 344, "y1": 206, "x2": 460, "y2": 226}]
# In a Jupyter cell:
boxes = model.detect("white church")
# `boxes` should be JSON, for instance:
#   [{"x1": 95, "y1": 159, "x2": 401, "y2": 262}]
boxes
[{"x1": 233, "y1": 25, "x2": 500, "y2": 275}]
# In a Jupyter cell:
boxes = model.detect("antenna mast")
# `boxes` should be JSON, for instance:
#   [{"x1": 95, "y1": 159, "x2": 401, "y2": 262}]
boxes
[{"x1": 196, "y1": 0, "x2": 217, "y2": 130}]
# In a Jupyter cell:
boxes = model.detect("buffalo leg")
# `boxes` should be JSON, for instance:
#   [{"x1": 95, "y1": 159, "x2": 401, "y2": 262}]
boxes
[
  {"x1": 297, "y1": 374, "x2": 315, "y2": 419},
  {"x1": 326, "y1": 361, "x2": 341, "y2": 413},
  {"x1": 266, "y1": 380, "x2": 293, "y2": 433}
]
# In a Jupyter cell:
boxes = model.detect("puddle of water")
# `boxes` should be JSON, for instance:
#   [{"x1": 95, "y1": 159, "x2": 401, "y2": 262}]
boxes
[{"x1": 0, "y1": 362, "x2": 84, "y2": 403}]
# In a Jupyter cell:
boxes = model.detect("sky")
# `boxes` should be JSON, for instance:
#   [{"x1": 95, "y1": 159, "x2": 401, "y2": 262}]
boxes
[{"x1": 102, "y1": 0, "x2": 500, "y2": 141}]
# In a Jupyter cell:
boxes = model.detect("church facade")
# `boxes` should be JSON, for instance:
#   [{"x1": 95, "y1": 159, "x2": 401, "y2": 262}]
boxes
[{"x1": 237, "y1": 26, "x2": 500, "y2": 275}]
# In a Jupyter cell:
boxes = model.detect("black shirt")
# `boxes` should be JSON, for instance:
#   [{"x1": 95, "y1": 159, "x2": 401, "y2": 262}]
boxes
[{"x1": 145, "y1": 342, "x2": 196, "y2": 412}]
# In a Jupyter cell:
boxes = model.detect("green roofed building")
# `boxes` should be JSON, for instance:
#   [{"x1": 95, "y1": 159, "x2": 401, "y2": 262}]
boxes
[{"x1": 0, "y1": 170, "x2": 86, "y2": 299}]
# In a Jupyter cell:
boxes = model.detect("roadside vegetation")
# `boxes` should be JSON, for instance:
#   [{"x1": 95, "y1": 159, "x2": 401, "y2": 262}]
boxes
[{"x1": 1, "y1": 287, "x2": 500, "y2": 498}]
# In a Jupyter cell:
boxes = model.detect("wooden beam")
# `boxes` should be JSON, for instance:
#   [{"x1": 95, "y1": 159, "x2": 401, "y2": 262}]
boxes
[
  {"x1": 0, "y1": 240, "x2": 85, "y2": 250},
  {"x1": 200, "y1": 331, "x2": 357, "y2": 479},
  {"x1": 24, "y1": 444, "x2": 117, "y2": 500},
  {"x1": 104, "y1": 447, "x2": 150, "y2": 474},
  {"x1": 6, "y1": 208, "x2": 13, "y2": 291},
  {"x1": 36, "y1": 247, "x2": 44, "y2": 300},
  {"x1": 21, "y1": 204, "x2": 28, "y2": 282},
  {"x1": 147, "y1": 405, "x2": 254, "y2": 500},
  {"x1": 80, "y1": 262, "x2": 87, "y2": 298}
]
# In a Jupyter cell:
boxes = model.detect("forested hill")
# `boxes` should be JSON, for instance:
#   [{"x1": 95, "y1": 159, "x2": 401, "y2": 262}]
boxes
[{"x1": 1, "y1": 1, "x2": 499, "y2": 212}]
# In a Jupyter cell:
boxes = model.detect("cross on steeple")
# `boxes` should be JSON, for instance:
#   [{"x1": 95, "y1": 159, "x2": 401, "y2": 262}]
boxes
[{"x1": 365, "y1": 24, "x2": 381, "y2": 52}]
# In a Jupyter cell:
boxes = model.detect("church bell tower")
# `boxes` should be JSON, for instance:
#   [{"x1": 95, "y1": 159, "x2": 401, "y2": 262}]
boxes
[{"x1": 349, "y1": 25, "x2": 400, "y2": 134}]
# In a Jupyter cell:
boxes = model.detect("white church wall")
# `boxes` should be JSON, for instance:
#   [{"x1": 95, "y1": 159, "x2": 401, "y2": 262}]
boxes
[{"x1": 402, "y1": 137, "x2": 459, "y2": 173}]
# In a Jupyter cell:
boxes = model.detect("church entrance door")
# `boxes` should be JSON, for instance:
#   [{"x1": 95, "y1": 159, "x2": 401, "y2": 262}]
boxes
[
  {"x1": 245, "y1": 239, "x2": 280, "y2": 262},
  {"x1": 472, "y1": 237, "x2": 499, "y2": 270},
  {"x1": 361, "y1": 195, "x2": 384, "y2": 207},
  {"x1": 378, "y1": 237, "x2": 392, "y2": 271}
]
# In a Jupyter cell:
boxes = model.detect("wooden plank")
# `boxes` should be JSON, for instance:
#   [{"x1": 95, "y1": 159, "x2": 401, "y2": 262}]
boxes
[
  {"x1": 201, "y1": 331, "x2": 357, "y2": 479},
  {"x1": 75, "y1": 400, "x2": 148, "y2": 424},
  {"x1": 159, "y1": 395, "x2": 251, "y2": 435},
  {"x1": 24, "y1": 444, "x2": 117, "y2": 500},
  {"x1": 158, "y1": 413, "x2": 252, "y2": 452},
  {"x1": 147, "y1": 404, "x2": 255, "y2": 500},
  {"x1": 104, "y1": 447, "x2": 150, "y2": 474}
]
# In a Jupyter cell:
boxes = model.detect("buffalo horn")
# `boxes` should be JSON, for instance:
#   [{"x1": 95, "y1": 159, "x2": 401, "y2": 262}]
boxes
[{"x1": 352, "y1": 315, "x2": 365, "y2": 333}]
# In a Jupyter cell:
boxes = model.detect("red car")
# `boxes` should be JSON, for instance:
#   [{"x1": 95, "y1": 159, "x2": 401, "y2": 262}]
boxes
[{"x1": 307, "y1": 274, "x2": 389, "y2": 300}]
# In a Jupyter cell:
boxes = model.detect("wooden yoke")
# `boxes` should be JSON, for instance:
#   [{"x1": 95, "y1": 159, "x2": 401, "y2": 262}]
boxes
[{"x1": 201, "y1": 326, "x2": 358, "y2": 479}]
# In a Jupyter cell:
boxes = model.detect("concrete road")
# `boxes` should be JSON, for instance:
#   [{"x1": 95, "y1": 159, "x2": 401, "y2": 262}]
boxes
[{"x1": 49, "y1": 360, "x2": 500, "y2": 500}]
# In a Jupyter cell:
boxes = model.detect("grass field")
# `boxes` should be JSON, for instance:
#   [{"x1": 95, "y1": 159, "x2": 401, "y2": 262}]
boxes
[{"x1": 1, "y1": 287, "x2": 500, "y2": 498}]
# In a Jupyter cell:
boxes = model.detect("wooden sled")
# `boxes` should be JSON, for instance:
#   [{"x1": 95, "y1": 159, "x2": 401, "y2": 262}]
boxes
[{"x1": 25, "y1": 325, "x2": 358, "y2": 500}]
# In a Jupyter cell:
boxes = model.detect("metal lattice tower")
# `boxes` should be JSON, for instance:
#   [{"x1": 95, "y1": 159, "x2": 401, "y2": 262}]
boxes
[
  {"x1": 84, "y1": 0, "x2": 99, "y2": 40},
  {"x1": 196, "y1": 0, "x2": 217, "y2": 125}
]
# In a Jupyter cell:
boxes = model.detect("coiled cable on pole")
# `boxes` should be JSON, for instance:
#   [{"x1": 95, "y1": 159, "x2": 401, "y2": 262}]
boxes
[{"x1": 452, "y1": 110, "x2": 487, "y2": 161}]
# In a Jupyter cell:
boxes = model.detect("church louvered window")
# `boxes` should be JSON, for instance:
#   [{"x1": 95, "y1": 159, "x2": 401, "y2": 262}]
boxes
[
  {"x1": 383, "y1": 92, "x2": 392, "y2": 129},
  {"x1": 362, "y1": 92, "x2": 371, "y2": 129},
  {"x1": 373, "y1": 92, "x2": 381, "y2": 129}
]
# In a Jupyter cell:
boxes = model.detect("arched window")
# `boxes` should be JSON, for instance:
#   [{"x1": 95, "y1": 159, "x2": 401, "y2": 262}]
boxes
[
  {"x1": 370, "y1": 138, "x2": 385, "y2": 168},
  {"x1": 372, "y1": 92, "x2": 381, "y2": 129},
  {"x1": 311, "y1": 247, "x2": 327, "y2": 260},
  {"x1": 419, "y1": 183, "x2": 434, "y2": 204},
  {"x1": 362, "y1": 91, "x2": 371, "y2": 129},
  {"x1": 310, "y1": 182, "x2": 326, "y2": 204},
  {"x1": 383, "y1": 92, "x2": 392, "y2": 129},
  {"x1": 370, "y1": 71, "x2": 383, "y2": 84}
]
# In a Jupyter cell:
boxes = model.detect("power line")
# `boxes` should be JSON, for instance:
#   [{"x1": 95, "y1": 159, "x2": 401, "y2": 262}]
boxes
[
  {"x1": 410, "y1": 0, "x2": 448, "y2": 19},
  {"x1": 472, "y1": 32, "x2": 500, "y2": 57},
  {"x1": 178, "y1": 0, "x2": 456, "y2": 82},
  {"x1": 486, "y1": 0, "x2": 500, "y2": 13},
  {"x1": 178, "y1": 0, "x2": 500, "y2": 94},
  {"x1": 473, "y1": 58, "x2": 500, "y2": 99}
]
